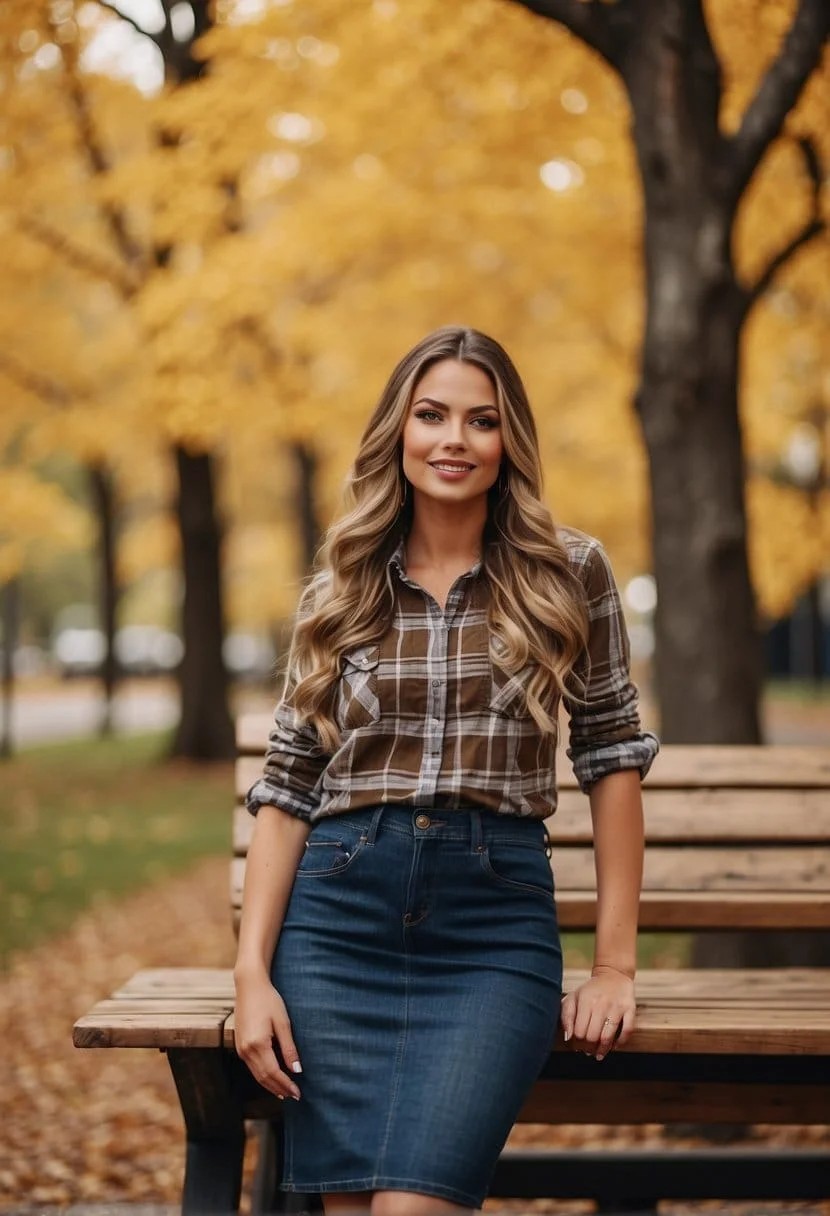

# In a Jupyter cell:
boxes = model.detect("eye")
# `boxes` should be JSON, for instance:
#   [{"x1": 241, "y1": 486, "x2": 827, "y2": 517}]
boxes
[
  {"x1": 471, "y1": 416, "x2": 499, "y2": 429},
  {"x1": 414, "y1": 409, "x2": 443, "y2": 423}
]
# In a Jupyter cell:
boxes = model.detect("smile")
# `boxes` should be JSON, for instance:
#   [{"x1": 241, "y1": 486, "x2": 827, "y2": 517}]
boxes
[{"x1": 429, "y1": 462, "x2": 476, "y2": 472}]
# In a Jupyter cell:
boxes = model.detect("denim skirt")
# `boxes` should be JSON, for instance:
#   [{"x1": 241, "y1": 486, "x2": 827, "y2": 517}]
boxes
[{"x1": 271, "y1": 805, "x2": 562, "y2": 1209}]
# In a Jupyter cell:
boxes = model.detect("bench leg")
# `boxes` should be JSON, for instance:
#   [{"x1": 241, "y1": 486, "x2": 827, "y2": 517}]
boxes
[{"x1": 167, "y1": 1048, "x2": 246, "y2": 1215}]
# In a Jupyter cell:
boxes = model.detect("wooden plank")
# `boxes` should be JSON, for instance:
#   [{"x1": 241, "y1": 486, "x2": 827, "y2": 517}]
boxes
[
  {"x1": 558, "y1": 891, "x2": 830, "y2": 931},
  {"x1": 73, "y1": 1005, "x2": 230, "y2": 1049},
  {"x1": 110, "y1": 965, "x2": 830, "y2": 1007},
  {"x1": 556, "y1": 847, "x2": 830, "y2": 893},
  {"x1": 236, "y1": 722, "x2": 830, "y2": 788},
  {"x1": 114, "y1": 969, "x2": 236, "y2": 1000},
  {"x1": 644, "y1": 746, "x2": 830, "y2": 788},
  {"x1": 232, "y1": 791, "x2": 830, "y2": 853},
  {"x1": 230, "y1": 847, "x2": 830, "y2": 898},
  {"x1": 228, "y1": 877, "x2": 830, "y2": 932},
  {"x1": 79, "y1": 967, "x2": 830, "y2": 1057},
  {"x1": 517, "y1": 1080, "x2": 830, "y2": 1125}
]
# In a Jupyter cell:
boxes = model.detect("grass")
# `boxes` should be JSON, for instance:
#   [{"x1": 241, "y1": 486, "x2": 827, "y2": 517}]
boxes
[
  {"x1": 0, "y1": 730, "x2": 233, "y2": 968},
  {"x1": 561, "y1": 931, "x2": 690, "y2": 970}
]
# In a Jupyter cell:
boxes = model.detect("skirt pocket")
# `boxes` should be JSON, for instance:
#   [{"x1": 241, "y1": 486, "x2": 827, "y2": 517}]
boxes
[
  {"x1": 296, "y1": 820, "x2": 368, "y2": 878},
  {"x1": 479, "y1": 838, "x2": 554, "y2": 899}
]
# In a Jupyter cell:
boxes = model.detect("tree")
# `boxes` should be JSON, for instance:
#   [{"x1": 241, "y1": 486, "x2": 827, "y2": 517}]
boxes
[{"x1": 505, "y1": 0, "x2": 828, "y2": 742}]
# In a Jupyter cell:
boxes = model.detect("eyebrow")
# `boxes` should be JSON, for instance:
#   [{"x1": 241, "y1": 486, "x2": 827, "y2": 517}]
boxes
[{"x1": 412, "y1": 397, "x2": 499, "y2": 414}]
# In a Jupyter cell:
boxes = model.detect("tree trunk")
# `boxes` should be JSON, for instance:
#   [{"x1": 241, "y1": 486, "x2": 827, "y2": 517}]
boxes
[
  {"x1": 292, "y1": 441, "x2": 322, "y2": 572},
  {"x1": 1, "y1": 577, "x2": 20, "y2": 759},
  {"x1": 171, "y1": 447, "x2": 235, "y2": 760},
  {"x1": 636, "y1": 264, "x2": 762, "y2": 743},
  {"x1": 625, "y1": 3, "x2": 762, "y2": 743},
  {"x1": 88, "y1": 463, "x2": 118, "y2": 737}
]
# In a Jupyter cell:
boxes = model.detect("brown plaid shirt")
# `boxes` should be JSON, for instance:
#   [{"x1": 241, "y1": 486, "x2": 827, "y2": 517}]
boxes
[{"x1": 247, "y1": 527, "x2": 659, "y2": 822}]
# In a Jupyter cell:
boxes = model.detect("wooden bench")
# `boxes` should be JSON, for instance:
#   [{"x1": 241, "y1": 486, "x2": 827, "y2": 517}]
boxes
[{"x1": 73, "y1": 721, "x2": 830, "y2": 1214}]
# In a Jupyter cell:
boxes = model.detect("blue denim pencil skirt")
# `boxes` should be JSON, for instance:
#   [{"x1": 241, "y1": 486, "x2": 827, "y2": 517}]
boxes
[{"x1": 271, "y1": 804, "x2": 562, "y2": 1209}]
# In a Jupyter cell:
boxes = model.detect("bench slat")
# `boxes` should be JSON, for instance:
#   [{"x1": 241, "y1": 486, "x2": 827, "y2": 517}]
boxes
[
  {"x1": 232, "y1": 789, "x2": 830, "y2": 848},
  {"x1": 73, "y1": 1000, "x2": 233, "y2": 1049},
  {"x1": 235, "y1": 725, "x2": 830, "y2": 788},
  {"x1": 230, "y1": 848, "x2": 830, "y2": 897},
  {"x1": 75, "y1": 969, "x2": 830, "y2": 1056},
  {"x1": 518, "y1": 1081, "x2": 830, "y2": 1125}
]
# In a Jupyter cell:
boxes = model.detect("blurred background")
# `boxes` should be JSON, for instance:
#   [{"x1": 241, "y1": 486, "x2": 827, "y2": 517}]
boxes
[{"x1": 0, "y1": 0, "x2": 827, "y2": 1207}]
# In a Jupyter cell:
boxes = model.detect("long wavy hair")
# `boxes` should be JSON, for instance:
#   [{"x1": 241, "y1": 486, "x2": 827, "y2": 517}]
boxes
[{"x1": 287, "y1": 326, "x2": 589, "y2": 750}]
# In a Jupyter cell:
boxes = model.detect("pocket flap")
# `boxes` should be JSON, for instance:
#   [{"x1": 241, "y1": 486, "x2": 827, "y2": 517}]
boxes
[{"x1": 341, "y1": 645, "x2": 379, "y2": 673}]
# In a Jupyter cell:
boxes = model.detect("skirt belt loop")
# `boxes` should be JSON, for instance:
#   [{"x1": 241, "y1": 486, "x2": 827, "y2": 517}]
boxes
[
  {"x1": 470, "y1": 809, "x2": 485, "y2": 854},
  {"x1": 365, "y1": 805, "x2": 386, "y2": 844}
]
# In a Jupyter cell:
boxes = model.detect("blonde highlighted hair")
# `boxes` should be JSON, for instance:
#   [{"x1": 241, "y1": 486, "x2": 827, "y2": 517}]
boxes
[{"x1": 287, "y1": 326, "x2": 589, "y2": 751}]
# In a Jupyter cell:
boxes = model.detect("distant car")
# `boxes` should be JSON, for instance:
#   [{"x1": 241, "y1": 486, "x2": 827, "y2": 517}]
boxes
[
  {"x1": 115, "y1": 626, "x2": 183, "y2": 676},
  {"x1": 223, "y1": 632, "x2": 277, "y2": 682},
  {"x1": 52, "y1": 628, "x2": 107, "y2": 679}
]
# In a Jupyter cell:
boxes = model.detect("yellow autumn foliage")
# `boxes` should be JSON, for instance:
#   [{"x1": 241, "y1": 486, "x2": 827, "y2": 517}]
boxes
[{"x1": 0, "y1": 0, "x2": 826, "y2": 629}]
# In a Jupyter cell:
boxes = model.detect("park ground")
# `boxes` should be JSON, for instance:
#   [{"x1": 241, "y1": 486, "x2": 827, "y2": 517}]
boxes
[{"x1": 0, "y1": 685, "x2": 828, "y2": 1214}]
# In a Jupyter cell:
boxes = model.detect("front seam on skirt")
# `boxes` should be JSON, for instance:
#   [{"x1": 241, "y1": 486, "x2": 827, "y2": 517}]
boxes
[{"x1": 272, "y1": 803, "x2": 562, "y2": 1207}]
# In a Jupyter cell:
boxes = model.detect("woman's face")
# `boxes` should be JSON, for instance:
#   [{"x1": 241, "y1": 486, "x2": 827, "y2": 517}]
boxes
[{"x1": 401, "y1": 359, "x2": 503, "y2": 508}]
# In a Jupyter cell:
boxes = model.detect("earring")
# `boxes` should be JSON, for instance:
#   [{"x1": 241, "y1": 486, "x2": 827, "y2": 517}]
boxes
[
  {"x1": 497, "y1": 469, "x2": 509, "y2": 500},
  {"x1": 400, "y1": 479, "x2": 409, "y2": 509}
]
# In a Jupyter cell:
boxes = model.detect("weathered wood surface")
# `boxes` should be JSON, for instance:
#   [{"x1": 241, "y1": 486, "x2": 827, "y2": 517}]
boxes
[
  {"x1": 75, "y1": 967, "x2": 830, "y2": 1056},
  {"x1": 517, "y1": 1081, "x2": 830, "y2": 1125},
  {"x1": 233, "y1": 788, "x2": 830, "y2": 848},
  {"x1": 236, "y1": 722, "x2": 830, "y2": 787},
  {"x1": 230, "y1": 847, "x2": 830, "y2": 930}
]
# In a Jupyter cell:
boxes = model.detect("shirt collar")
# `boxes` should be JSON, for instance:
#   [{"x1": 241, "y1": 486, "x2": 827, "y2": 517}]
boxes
[{"x1": 387, "y1": 535, "x2": 483, "y2": 581}]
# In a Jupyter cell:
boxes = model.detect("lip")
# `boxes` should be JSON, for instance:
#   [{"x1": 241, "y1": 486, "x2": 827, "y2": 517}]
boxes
[{"x1": 428, "y1": 461, "x2": 476, "y2": 478}]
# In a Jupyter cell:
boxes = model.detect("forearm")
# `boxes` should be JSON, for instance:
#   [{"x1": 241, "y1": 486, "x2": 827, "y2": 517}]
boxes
[
  {"x1": 589, "y1": 769, "x2": 644, "y2": 978},
  {"x1": 234, "y1": 806, "x2": 311, "y2": 981}
]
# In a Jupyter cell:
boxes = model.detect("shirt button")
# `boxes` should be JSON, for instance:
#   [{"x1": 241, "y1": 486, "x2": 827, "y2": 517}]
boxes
[
  {"x1": 432, "y1": 680, "x2": 440, "y2": 688},
  {"x1": 414, "y1": 813, "x2": 431, "y2": 829}
]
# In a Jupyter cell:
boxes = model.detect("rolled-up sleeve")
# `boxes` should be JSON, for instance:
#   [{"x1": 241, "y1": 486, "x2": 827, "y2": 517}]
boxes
[
  {"x1": 245, "y1": 691, "x2": 330, "y2": 822},
  {"x1": 565, "y1": 540, "x2": 659, "y2": 793},
  {"x1": 245, "y1": 578, "x2": 332, "y2": 821}
]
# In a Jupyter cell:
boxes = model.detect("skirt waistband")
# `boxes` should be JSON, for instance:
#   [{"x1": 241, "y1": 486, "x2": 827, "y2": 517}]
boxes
[{"x1": 311, "y1": 804, "x2": 549, "y2": 849}]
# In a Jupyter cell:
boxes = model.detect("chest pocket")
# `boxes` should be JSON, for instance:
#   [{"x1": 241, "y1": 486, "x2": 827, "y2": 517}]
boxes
[
  {"x1": 489, "y1": 637, "x2": 532, "y2": 719},
  {"x1": 336, "y1": 645, "x2": 380, "y2": 731}
]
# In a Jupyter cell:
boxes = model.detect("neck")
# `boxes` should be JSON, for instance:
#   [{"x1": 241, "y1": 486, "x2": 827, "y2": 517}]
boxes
[{"x1": 405, "y1": 494, "x2": 487, "y2": 568}]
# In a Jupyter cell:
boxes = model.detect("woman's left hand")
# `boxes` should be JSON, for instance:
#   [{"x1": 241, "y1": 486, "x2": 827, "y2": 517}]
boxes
[{"x1": 560, "y1": 964, "x2": 636, "y2": 1061}]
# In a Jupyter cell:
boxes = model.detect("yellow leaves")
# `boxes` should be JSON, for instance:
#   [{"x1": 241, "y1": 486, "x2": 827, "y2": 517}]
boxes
[
  {"x1": 0, "y1": 467, "x2": 92, "y2": 579},
  {"x1": 117, "y1": 513, "x2": 180, "y2": 585},
  {"x1": 748, "y1": 479, "x2": 827, "y2": 620},
  {"x1": 0, "y1": 0, "x2": 825, "y2": 622}
]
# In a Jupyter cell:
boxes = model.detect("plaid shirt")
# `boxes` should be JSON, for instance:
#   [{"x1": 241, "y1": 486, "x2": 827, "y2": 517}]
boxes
[{"x1": 246, "y1": 527, "x2": 659, "y2": 823}]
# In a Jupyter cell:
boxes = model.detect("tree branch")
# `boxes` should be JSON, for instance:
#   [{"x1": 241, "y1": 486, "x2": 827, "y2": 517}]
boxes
[
  {"x1": 725, "y1": 0, "x2": 829, "y2": 204},
  {"x1": 743, "y1": 217, "x2": 824, "y2": 313},
  {"x1": 740, "y1": 136, "x2": 826, "y2": 315},
  {"x1": 55, "y1": 41, "x2": 147, "y2": 281},
  {"x1": 92, "y1": 0, "x2": 163, "y2": 49},
  {"x1": 18, "y1": 215, "x2": 139, "y2": 296},
  {"x1": 0, "y1": 350, "x2": 74, "y2": 408},
  {"x1": 505, "y1": 0, "x2": 632, "y2": 72}
]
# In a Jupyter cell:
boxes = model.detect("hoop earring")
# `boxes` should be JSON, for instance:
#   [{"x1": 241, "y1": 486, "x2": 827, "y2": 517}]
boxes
[{"x1": 400, "y1": 478, "x2": 409, "y2": 510}]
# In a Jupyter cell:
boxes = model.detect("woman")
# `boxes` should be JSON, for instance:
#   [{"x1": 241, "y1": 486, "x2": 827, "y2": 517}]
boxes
[{"x1": 235, "y1": 326, "x2": 659, "y2": 1216}]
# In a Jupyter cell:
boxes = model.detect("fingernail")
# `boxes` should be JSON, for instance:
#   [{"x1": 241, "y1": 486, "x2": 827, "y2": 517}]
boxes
[
  {"x1": 277, "y1": 1094, "x2": 285, "y2": 1101},
  {"x1": 596, "y1": 1053, "x2": 605, "y2": 1062},
  {"x1": 563, "y1": 1031, "x2": 570, "y2": 1042},
  {"x1": 292, "y1": 1061, "x2": 303, "y2": 1074},
  {"x1": 291, "y1": 1088, "x2": 301, "y2": 1100}
]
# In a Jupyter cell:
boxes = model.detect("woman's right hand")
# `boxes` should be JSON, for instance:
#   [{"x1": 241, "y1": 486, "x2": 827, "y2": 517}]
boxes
[{"x1": 233, "y1": 970, "x2": 302, "y2": 1100}]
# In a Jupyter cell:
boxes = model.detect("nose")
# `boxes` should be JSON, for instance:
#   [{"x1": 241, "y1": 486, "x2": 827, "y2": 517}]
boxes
[{"x1": 442, "y1": 420, "x2": 467, "y2": 449}]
